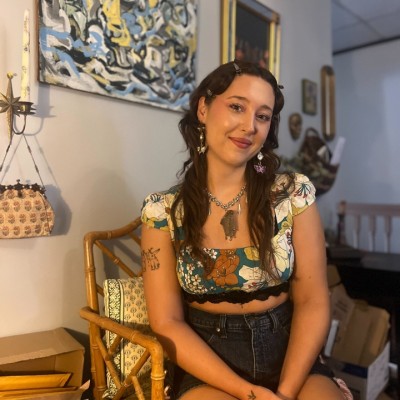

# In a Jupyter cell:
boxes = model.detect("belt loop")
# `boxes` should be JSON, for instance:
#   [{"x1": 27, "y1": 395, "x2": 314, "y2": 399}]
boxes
[
  {"x1": 268, "y1": 309, "x2": 279, "y2": 333},
  {"x1": 216, "y1": 314, "x2": 227, "y2": 338}
]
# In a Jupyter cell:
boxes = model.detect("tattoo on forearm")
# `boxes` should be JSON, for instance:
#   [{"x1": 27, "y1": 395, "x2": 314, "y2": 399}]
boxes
[
  {"x1": 248, "y1": 390, "x2": 256, "y2": 400},
  {"x1": 141, "y1": 247, "x2": 161, "y2": 272}
]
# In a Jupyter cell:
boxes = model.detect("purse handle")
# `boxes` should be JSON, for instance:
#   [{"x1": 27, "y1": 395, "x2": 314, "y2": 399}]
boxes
[
  {"x1": 305, "y1": 127, "x2": 320, "y2": 138},
  {"x1": 0, "y1": 133, "x2": 46, "y2": 188}
]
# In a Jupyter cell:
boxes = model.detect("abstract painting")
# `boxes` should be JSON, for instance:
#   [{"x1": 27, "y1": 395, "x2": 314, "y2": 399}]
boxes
[{"x1": 38, "y1": 0, "x2": 198, "y2": 111}]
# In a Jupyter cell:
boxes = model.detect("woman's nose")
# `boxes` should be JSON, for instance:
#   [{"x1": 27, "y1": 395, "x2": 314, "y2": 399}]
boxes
[{"x1": 241, "y1": 114, "x2": 256, "y2": 134}]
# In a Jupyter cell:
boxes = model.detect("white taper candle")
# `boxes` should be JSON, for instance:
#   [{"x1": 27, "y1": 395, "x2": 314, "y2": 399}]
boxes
[{"x1": 21, "y1": 9, "x2": 30, "y2": 102}]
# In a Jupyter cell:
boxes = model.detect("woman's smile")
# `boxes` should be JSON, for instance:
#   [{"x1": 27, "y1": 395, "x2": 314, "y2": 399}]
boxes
[{"x1": 229, "y1": 136, "x2": 252, "y2": 149}]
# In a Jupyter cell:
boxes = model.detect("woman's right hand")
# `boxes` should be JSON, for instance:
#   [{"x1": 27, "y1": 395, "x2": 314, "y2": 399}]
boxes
[{"x1": 241, "y1": 385, "x2": 285, "y2": 400}]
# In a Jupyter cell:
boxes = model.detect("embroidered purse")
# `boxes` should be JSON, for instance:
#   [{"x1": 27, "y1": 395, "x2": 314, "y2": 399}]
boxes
[{"x1": 0, "y1": 135, "x2": 54, "y2": 238}]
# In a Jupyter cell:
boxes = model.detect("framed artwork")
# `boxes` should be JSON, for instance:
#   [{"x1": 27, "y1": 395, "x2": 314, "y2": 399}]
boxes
[
  {"x1": 321, "y1": 65, "x2": 336, "y2": 141},
  {"x1": 302, "y1": 79, "x2": 317, "y2": 115},
  {"x1": 38, "y1": 0, "x2": 198, "y2": 111},
  {"x1": 221, "y1": 0, "x2": 281, "y2": 80}
]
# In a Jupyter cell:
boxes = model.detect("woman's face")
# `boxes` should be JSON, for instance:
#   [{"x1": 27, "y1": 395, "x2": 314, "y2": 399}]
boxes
[{"x1": 197, "y1": 74, "x2": 275, "y2": 171}]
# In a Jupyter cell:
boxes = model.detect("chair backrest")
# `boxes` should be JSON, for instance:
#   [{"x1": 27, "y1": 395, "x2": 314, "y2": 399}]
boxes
[
  {"x1": 81, "y1": 218, "x2": 165, "y2": 400},
  {"x1": 337, "y1": 201, "x2": 400, "y2": 253},
  {"x1": 83, "y1": 218, "x2": 142, "y2": 315}
]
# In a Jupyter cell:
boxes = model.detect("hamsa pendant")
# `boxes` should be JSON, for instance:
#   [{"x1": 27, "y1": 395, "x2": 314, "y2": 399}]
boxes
[{"x1": 220, "y1": 210, "x2": 238, "y2": 241}]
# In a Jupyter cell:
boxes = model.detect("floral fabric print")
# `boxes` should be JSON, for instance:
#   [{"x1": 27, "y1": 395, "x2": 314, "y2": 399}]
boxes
[{"x1": 141, "y1": 174, "x2": 316, "y2": 295}]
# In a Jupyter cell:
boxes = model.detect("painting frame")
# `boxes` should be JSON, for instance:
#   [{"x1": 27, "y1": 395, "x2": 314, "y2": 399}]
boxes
[
  {"x1": 221, "y1": 0, "x2": 281, "y2": 80},
  {"x1": 37, "y1": 0, "x2": 198, "y2": 112},
  {"x1": 302, "y1": 79, "x2": 318, "y2": 115},
  {"x1": 321, "y1": 66, "x2": 336, "y2": 140}
]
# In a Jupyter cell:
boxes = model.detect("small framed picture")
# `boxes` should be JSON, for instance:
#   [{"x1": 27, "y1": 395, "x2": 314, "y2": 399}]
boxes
[{"x1": 302, "y1": 79, "x2": 317, "y2": 115}]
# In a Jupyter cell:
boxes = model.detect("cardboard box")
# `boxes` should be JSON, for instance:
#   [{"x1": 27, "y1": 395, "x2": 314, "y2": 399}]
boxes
[
  {"x1": 0, "y1": 380, "x2": 90, "y2": 399},
  {"x1": 329, "y1": 283, "x2": 357, "y2": 361},
  {"x1": 328, "y1": 342, "x2": 390, "y2": 400},
  {"x1": 327, "y1": 263, "x2": 342, "y2": 288},
  {"x1": 0, "y1": 328, "x2": 85, "y2": 399},
  {"x1": 328, "y1": 282, "x2": 390, "y2": 365},
  {"x1": 326, "y1": 265, "x2": 391, "y2": 400}
]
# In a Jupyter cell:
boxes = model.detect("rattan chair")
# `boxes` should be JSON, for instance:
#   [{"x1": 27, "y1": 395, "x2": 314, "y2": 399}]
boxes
[{"x1": 79, "y1": 218, "x2": 165, "y2": 400}]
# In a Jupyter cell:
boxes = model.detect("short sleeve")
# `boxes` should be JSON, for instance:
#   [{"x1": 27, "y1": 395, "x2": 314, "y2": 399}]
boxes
[
  {"x1": 291, "y1": 173, "x2": 316, "y2": 216},
  {"x1": 141, "y1": 192, "x2": 171, "y2": 232},
  {"x1": 141, "y1": 186, "x2": 181, "y2": 241}
]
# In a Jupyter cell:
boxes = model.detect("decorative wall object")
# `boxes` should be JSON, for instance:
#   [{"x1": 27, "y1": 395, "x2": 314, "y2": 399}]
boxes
[
  {"x1": 38, "y1": 0, "x2": 198, "y2": 111},
  {"x1": 288, "y1": 112, "x2": 302, "y2": 140},
  {"x1": 281, "y1": 128, "x2": 339, "y2": 196},
  {"x1": 221, "y1": 0, "x2": 280, "y2": 80},
  {"x1": 321, "y1": 65, "x2": 336, "y2": 141},
  {"x1": 302, "y1": 79, "x2": 317, "y2": 115},
  {"x1": 1, "y1": 11, "x2": 35, "y2": 139},
  {"x1": 0, "y1": 135, "x2": 55, "y2": 239}
]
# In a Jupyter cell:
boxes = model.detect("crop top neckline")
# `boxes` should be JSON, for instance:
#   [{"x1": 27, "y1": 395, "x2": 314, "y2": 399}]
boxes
[{"x1": 202, "y1": 244, "x2": 255, "y2": 252}]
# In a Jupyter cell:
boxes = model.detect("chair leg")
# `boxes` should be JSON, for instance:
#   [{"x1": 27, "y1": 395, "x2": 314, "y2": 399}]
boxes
[{"x1": 90, "y1": 325, "x2": 107, "y2": 400}]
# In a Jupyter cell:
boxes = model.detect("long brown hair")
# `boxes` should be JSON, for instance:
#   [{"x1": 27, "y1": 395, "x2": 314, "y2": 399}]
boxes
[{"x1": 171, "y1": 60, "x2": 293, "y2": 277}]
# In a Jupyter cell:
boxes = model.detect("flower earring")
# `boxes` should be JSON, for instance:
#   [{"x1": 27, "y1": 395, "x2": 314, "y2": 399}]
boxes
[
  {"x1": 254, "y1": 151, "x2": 266, "y2": 174},
  {"x1": 197, "y1": 124, "x2": 207, "y2": 154}
]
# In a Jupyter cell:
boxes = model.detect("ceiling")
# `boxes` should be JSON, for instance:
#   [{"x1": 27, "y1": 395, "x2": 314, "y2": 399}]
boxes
[{"x1": 331, "y1": 0, "x2": 400, "y2": 54}]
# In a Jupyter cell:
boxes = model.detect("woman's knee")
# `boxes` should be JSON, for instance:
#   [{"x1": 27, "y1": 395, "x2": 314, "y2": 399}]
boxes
[
  {"x1": 298, "y1": 374, "x2": 347, "y2": 400},
  {"x1": 179, "y1": 385, "x2": 237, "y2": 400}
]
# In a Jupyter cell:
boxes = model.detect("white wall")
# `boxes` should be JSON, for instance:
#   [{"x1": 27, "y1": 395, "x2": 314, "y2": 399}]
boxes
[
  {"x1": 0, "y1": 0, "x2": 331, "y2": 338},
  {"x1": 269, "y1": 0, "x2": 332, "y2": 156},
  {"x1": 317, "y1": 39, "x2": 400, "y2": 252}
]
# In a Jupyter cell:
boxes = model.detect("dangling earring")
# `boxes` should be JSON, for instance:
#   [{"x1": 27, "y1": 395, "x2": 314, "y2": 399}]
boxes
[
  {"x1": 197, "y1": 124, "x2": 207, "y2": 154},
  {"x1": 254, "y1": 151, "x2": 266, "y2": 174}
]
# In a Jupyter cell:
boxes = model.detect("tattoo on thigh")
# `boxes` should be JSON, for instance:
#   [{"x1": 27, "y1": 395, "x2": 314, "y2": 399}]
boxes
[
  {"x1": 141, "y1": 248, "x2": 161, "y2": 271},
  {"x1": 248, "y1": 390, "x2": 256, "y2": 400}
]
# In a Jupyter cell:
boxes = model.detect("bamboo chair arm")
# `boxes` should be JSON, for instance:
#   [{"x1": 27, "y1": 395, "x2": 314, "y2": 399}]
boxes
[
  {"x1": 80, "y1": 307, "x2": 165, "y2": 399},
  {"x1": 80, "y1": 307, "x2": 163, "y2": 360}
]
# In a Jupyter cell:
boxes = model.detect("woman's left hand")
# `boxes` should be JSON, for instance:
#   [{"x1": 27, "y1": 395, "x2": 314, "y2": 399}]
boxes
[{"x1": 243, "y1": 386, "x2": 286, "y2": 400}]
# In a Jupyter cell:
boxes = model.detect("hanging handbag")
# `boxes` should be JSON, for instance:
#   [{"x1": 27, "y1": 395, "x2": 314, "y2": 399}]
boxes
[
  {"x1": 281, "y1": 128, "x2": 339, "y2": 196},
  {"x1": 0, "y1": 135, "x2": 55, "y2": 238}
]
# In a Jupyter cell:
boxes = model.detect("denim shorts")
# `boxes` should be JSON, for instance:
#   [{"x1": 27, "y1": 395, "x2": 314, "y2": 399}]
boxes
[{"x1": 166, "y1": 300, "x2": 335, "y2": 399}]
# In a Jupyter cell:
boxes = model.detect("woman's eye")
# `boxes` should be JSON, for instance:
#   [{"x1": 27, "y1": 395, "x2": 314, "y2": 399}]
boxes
[
  {"x1": 257, "y1": 114, "x2": 272, "y2": 122},
  {"x1": 229, "y1": 103, "x2": 243, "y2": 112}
]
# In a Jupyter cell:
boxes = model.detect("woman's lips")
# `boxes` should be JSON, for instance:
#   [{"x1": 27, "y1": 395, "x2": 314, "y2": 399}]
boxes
[{"x1": 230, "y1": 137, "x2": 252, "y2": 149}]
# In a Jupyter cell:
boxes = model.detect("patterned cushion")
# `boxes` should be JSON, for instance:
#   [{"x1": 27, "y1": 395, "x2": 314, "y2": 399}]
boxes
[{"x1": 103, "y1": 277, "x2": 153, "y2": 398}]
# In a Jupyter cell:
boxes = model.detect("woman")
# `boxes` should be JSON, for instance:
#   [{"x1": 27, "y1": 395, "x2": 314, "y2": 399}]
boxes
[{"x1": 141, "y1": 61, "x2": 351, "y2": 400}]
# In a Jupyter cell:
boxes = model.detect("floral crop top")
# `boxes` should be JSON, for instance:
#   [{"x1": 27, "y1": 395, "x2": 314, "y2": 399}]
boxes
[{"x1": 141, "y1": 173, "x2": 316, "y2": 304}]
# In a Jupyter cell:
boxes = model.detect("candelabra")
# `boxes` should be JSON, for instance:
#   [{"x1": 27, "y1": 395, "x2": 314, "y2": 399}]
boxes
[{"x1": 0, "y1": 72, "x2": 35, "y2": 138}]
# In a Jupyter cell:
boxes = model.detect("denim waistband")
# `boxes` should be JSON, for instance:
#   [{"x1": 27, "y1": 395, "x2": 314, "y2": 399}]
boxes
[{"x1": 186, "y1": 300, "x2": 293, "y2": 336}]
